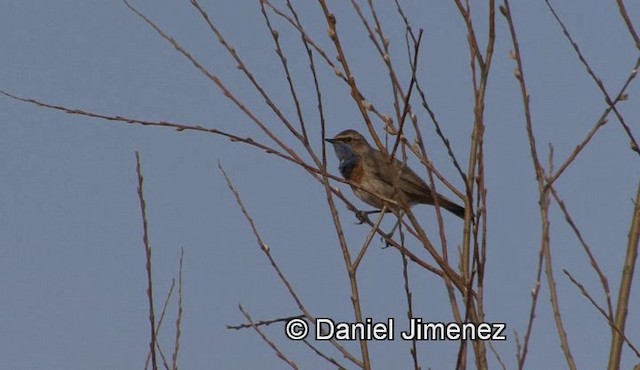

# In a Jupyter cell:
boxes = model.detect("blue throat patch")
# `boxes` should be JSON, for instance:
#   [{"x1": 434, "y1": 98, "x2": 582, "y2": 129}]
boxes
[{"x1": 333, "y1": 142, "x2": 360, "y2": 179}]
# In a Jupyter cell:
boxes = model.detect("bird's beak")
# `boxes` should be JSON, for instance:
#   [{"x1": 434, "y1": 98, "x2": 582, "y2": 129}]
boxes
[{"x1": 325, "y1": 138, "x2": 338, "y2": 144}]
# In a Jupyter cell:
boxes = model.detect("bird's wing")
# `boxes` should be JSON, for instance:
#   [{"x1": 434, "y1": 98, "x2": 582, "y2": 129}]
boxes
[
  {"x1": 397, "y1": 161, "x2": 434, "y2": 201},
  {"x1": 366, "y1": 151, "x2": 432, "y2": 200},
  {"x1": 364, "y1": 150, "x2": 395, "y2": 185},
  {"x1": 366, "y1": 150, "x2": 464, "y2": 216}
]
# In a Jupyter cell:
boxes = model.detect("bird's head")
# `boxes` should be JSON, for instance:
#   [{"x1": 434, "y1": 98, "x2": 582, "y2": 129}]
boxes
[{"x1": 325, "y1": 129, "x2": 372, "y2": 159}]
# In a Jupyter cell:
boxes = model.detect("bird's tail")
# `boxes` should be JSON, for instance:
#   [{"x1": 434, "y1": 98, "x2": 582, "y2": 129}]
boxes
[{"x1": 436, "y1": 196, "x2": 465, "y2": 219}]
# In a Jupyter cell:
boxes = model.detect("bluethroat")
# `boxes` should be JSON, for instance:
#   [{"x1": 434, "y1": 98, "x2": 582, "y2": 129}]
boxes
[{"x1": 326, "y1": 129, "x2": 465, "y2": 219}]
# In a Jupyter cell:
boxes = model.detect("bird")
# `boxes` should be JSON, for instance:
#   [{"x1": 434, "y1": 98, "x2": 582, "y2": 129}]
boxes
[{"x1": 326, "y1": 129, "x2": 465, "y2": 219}]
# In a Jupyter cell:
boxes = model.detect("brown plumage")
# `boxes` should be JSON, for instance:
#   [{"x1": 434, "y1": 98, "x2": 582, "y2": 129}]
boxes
[{"x1": 326, "y1": 129, "x2": 464, "y2": 218}]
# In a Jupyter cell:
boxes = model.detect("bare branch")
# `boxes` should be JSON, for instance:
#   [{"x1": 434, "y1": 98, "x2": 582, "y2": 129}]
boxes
[
  {"x1": 135, "y1": 151, "x2": 158, "y2": 370},
  {"x1": 608, "y1": 179, "x2": 640, "y2": 368},
  {"x1": 218, "y1": 162, "x2": 363, "y2": 368},
  {"x1": 238, "y1": 305, "x2": 299, "y2": 370},
  {"x1": 563, "y1": 270, "x2": 640, "y2": 358},
  {"x1": 171, "y1": 248, "x2": 184, "y2": 370},
  {"x1": 228, "y1": 314, "x2": 305, "y2": 330},
  {"x1": 501, "y1": 3, "x2": 576, "y2": 368},
  {"x1": 543, "y1": 0, "x2": 639, "y2": 157},
  {"x1": 615, "y1": 0, "x2": 640, "y2": 49},
  {"x1": 550, "y1": 187, "x2": 613, "y2": 318}
]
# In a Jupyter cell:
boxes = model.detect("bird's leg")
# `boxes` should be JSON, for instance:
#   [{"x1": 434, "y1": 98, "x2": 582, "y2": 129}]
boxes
[
  {"x1": 381, "y1": 212, "x2": 403, "y2": 248},
  {"x1": 355, "y1": 209, "x2": 381, "y2": 224}
]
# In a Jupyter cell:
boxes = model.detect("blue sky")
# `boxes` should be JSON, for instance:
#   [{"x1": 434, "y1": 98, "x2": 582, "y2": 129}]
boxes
[{"x1": 1, "y1": 1, "x2": 639, "y2": 369}]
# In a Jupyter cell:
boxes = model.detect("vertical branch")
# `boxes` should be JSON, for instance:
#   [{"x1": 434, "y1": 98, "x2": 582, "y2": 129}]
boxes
[
  {"x1": 318, "y1": 164, "x2": 374, "y2": 369},
  {"x1": 453, "y1": 0, "x2": 486, "y2": 68},
  {"x1": 330, "y1": 196, "x2": 371, "y2": 369},
  {"x1": 135, "y1": 151, "x2": 158, "y2": 370},
  {"x1": 541, "y1": 177, "x2": 576, "y2": 370},
  {"x1": 282, "y1": 0, "x2": 327, "y2": 160},
  {"x1": 394, "y1": 5, "x2": 468, "y2": 196},
  {"x1": 145, "y1": 279, "x2": 175, "y2": 369},
  {"x1": 317, "y1": 0, "x2": 385, "y2": 154},
  {"x1": 398, "y1": 230, "x2": 420, "y2": 370},
  {"x1": 501, "y1": 3, "x2": 576, "y2": 369},
  {"x1": 259, "y1": 1, "x2": 309, "y2": 144},
  {"x1": 607, "y1": 179, "x2": 640, "y2": 370},
  {"x1": 461, "y1": 0, "x2": 495, "y2": 277},
  {"x1": 349, "y1": 0, "x2": 403, "y2": 125},
  {"x1": 516, "y1": 231, "x2": 545, "y2": 369},
  {"x1": 389, "y1": 31, "x2": 422, "y2": 162},
  {"x1": 266, "y1": 0, "x2": 401, "y2": 133},
  {"x1": 451, "y1": 1, "x2": 495, "y2": 368},
  {"x1": 171, "y1": 248, "x2": 184, "y2": 370},
  {"x1": 474, "y1": 141, "x2": 488, "y2": 323}
]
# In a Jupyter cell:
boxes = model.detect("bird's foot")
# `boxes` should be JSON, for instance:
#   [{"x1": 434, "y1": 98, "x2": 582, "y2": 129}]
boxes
[
  {"x1": 380, "y1": 231, "x2": 395, "y2": 248},
  {"x1": 354, "y1": 209, "x2": 382, "y2": 224},
  {"x1": 355, "y1": 210, "x2": 371, "y2": 224},
  {"x1": 380, "y1": 218, "x2": 401, "y2": 248}
]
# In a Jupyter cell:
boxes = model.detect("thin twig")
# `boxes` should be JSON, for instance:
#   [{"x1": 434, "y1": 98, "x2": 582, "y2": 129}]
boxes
[
  {"x1": 145, "y1": 279, "x2": 176, "y2": 370},
  {"x1": 266, "y1": 0, "x2": 401, "y2": 130},
  {"x1": 239, "y1": 305, "x2": 299, "y2": 370},
  {"x1": 398, "y1": 229, "x2": 420, "y2": 370},
  {"x1": 352, "y1": 207, "x2": 388, "y2": 271},
  {"x1": 123, "y1": 0, "x2": 307, "y2": 166},
  {"x1": 487, "y1": 340, "x2": 507, "y2": 370},
  {"x1": 259, "y1": 1, "x2": 309, "y2": 143},
  {"x1": 318, "y1": 0, "x2": 384, "y2": 159},
  {"x1": 393, "y1": 4, "x2": 466, "y2": 184},
  {"x1": 543, "y1": 0, "x2": 639, "y2": 157},
  {"x1": 453, "y1": 0, "x2": 485, "y2": 69},
  {"x1": 188, "y1": 0, "x2": 304, "y2": 143},
  {"x1": 218, "y1": 162, "x2": 363, "y2": 368},
  {"x1": 549, "y1": 186, "x2": 613, "y2": 318},
  {"x1": 135, "y1": 151, "x2": 158, "y2": 370},
  {"x1": 3, "y1": 89, "x2": 449, "y2": 284},
  {"x1": 171, "y1": 248, "x2": 184, "y2": 370},
  {"x1": 501, "y1": 3, "x2": 576, "y2": 369},
  {"x1": 302, "y1": 339, "x2": 348, "y2": 370},
  {"x1": 546, "y1": 55, "x2": 640, "y2": 188},
  {"x1": 228, "y1": 314, "x2": 305, "y2": 330},
  {"x1": 283, "y1": 0, "x2": 326, "y2": 158},
  {"x1": 563, "y1": 270, "x2": 640, "y2": 358},
  {"x1": 317, "y1": 162, "x2": 371, "y2": 369},
  {"x1": 0, "y1": 89, "x2": 399, "y2": 210},
  {"x1": 349, "y1": 0, "x2": 402, "y2": 125},
  {"x1": 389, "y1": 30, "x2": 423, "y2": 163}
]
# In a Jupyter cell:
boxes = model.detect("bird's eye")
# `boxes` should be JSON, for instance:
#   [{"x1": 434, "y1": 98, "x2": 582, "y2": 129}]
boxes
[{"x1": 344, "y1": 137, "x2": 352, "y2": 143}]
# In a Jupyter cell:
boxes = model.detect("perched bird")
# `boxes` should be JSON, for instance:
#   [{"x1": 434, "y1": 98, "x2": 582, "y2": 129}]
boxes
[{"x1": 326, "y1": 129, "x2": 464, "y2": 219}]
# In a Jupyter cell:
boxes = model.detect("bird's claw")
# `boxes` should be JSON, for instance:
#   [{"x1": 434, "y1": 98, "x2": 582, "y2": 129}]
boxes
[
  {"x1": 380, "y1": 232, "x2": 394, "y2": 249},
  {"x1": 355, "y1": 210, "x2": 370, "y2": 224}
]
